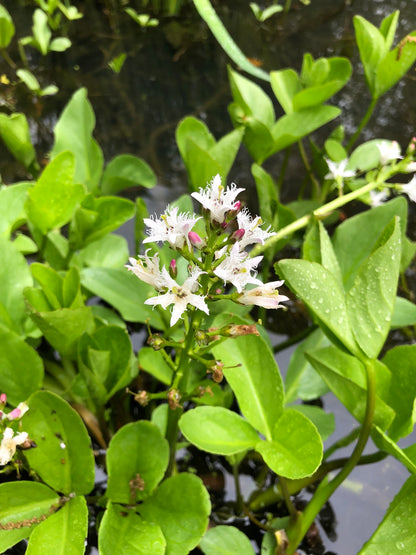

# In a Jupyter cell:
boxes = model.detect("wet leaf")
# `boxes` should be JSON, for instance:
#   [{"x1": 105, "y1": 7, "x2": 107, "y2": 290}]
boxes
[
  {"x1": 359, "y1": 475, "x2": 416, "y2": 553},
  {"x1": 346, "y1": 218, "x2": 401, "y2": 359}
]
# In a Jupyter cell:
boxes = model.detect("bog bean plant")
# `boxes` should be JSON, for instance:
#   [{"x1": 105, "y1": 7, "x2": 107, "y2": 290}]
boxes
[{"x1": 1, "y1": 2, "x2": 416, "y2": 553}]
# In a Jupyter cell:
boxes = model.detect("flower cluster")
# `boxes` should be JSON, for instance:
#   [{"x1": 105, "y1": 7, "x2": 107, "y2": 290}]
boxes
[
  {"x1": 126, "y1": 174, "x2": 288, "y2": 326},
  {"x1": 0, "y1": 395, "x2": 29, "y2": 466}
]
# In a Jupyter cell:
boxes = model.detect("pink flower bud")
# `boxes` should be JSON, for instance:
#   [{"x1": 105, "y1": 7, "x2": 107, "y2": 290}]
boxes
[
  {"x1": 7, "y1": 408, "x2": 21, "y2": 420},
  {"x1": 0, "y1": 393, "x2": 6, "y2": 405},
  {"x1": 169, "y1": 259, "x2": 177, "y2": 278},
  {"x1": 188, "y1": 231, "x2": 203, "y2": 248},
  {"x1": 233, "y1": 201, "x2": 242, "y2": 212},
  {"x1": 232, "y1": 228, "x2": 245, "y2": 241}
]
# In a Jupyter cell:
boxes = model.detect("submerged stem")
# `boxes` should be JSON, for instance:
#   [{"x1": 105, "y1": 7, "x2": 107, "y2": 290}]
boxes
[{"x1": 286, "y1": 358, "x2": 376, "y2": 554}]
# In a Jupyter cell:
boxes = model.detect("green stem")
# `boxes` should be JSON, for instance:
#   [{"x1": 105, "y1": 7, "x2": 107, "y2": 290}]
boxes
[
  {"x1": 251, "y1": 179, "x2": 383, "y2": 257},
  {"x1": 0, "y1": 48, "x2": 16, "y2": 68},
  {"x1": 279, "y1": 476, "x2": 297, "y2": 519},
  {"x1": 233, "y1": 462, "x2": 243, "y2": 514},
  {"x1": 346, "y1": 97, "x2": 378, "y2": 152},
  {"x1": 298, "y1": 140, "x2": 320, "y2": 199},
  {"x1": 286, "y1": 358, "x2": 376, "y2": 554}
]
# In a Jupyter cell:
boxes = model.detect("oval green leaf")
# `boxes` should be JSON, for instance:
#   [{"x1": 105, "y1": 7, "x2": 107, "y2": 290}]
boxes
[{"x1": 179, "y1": 406, "x2": 259, "y2": 455}]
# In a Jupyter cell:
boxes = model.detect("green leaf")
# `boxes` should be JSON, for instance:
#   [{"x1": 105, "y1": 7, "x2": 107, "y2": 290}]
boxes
[
  {"x1": 22, "y1": 391, "x2": 95, "y2": 495},
  {"x1": 255, "y1": 408, "x2": 323, "y2": 479},
  {"x1": 139, "y1": 473, "x2": 211, "y2": 555},
  {"x1": 306, "y1": 346, "x2": 395, "y2": 430},
  {"x1": 0, "y1": 5, "x2": 15, "y2": 48},
  {"x1": 332, "y1": 197, "x2": 408, "y2": 289},
  {"x1": 0, "y1": 113, "x2": 36, "y2": 169},
  {"x1": 26, "y1": 152, "x2": 85, "y2": 234},
  {"x1": 80, "y1": 267, "x2": 164, "y2": 328},
  {"x1": 138, "y1": 347, "x2": 173, "y2": 386},
  {"x1": 99, "y1": 503, "x2": 166, "y2": 555},
  {"x1": 27, "y1": 306, "x2": 96, "y2": 359},
  {"x1": 284, "y1": 328, "x2": 330, "y2": 404},
  {"x1": 0, "y1": 182, "x2": 32, "y2": 237},
  {"x1": 272, "y1": 105, "x2": 341, "y2": 153},
  {"x1": 193, "y1": 0, "x2": 269, "y2": 81},
  {"x1": 78, "y1": 325, "x2": 136, "y2": 405},
  {"x1": 324, "y1": 138, "x2": 347, "y2": 162},
  {"x1": 0, "y1": 326, "x2": 44, "y2": 405},
  {"x1": 49, "y1": 36, "x2": 71, "y2": 52},
  {"x1": 26, "y1": 496, "x2": 88, "y2": 555},
  {"x1": 358, "y1": 475, "x2": 416, "y2": 553},
  {"x1": 106, "y1": 421, "x2": 169, "y2": 504},
  {"x1": 179, "y1": 406, "x2": 259, "y2": 455},
  {"x1": 212, "y1": 333, "x2": 284, "y2": 441},
  {"x1": 277, "y1": 259, "x2": 359, "y2": 356},
  {"x1": 17, "y1": 68, "x2": 41, "y2": 92},
  {"x1": 382, "y1": 345, "x2": 416, "y2": 440},
  {"x1": 391, "y1": 296, "x2": 416, "y2": 328},
  {"x1": 379, "y1": 10, "x2": 399, "y2": 51},
  {"x1": 375, "y1": 31, "x2": 416, "y2": 98},
  {"x1": 77, "y1": 234, "x2": 129, "y2": 269},
  {"x1": 346, "y1": 218, "x2": 401, "y2": 359},
  {"x1": 353, "y1": 15, "x2": 386, "y2": 93},
  {"x1": 228, "y1": 68, "x2": 275, "y2": 125},
  {"x1": 51, "y1": 88, "x2": 104, "y2": 191},
  {"x1": 372, "y1": 426, "x2": 416, "y2": 475},
  {"x1": 0, "y1": 482, "x2": 60, "y2": 552},
  {"x1": 101, "y1": 154, "x2": 156, "y2": 194},
  {"x1": 69, "y1": 195, "x2": 135, "y2": 248},
  {"x1": 200, "y1": 526, "x2": 255, "y2": 555},
  {"x1": 348, "y1": 139, "x2": 384, "y2": 172},
  {"x1": 291, "y1": 404, "x2": 335, "y2": 442},
  {"x1": 32, "y1": 9, "x2": 51, "y2": 55},
  {"x1": 270, "y1": 68, "x2": 300, "y2": 114},
  {"x1": 0, "y1": 235, "x2": 33, "y2": 333}
]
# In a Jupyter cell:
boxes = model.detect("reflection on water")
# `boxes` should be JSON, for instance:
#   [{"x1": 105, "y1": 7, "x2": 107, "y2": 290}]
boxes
[{"x1": 1, "y1": 1, "x2": 416, "y2": 553}]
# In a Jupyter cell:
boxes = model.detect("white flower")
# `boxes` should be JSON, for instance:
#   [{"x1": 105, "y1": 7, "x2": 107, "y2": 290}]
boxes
[
  {"x1": 191, "y1": 174, "x2": 244, "y2": 223},
  {"x1": 125, "y1": 250, "x2": 166, "y2": 290},
  {"x1": 237, "y1": 281, "x2": 289, "y2": 309},
  {"x1": 399, "y1": 175, "x2": 416, "y2": 203},
  {"x1": 143, "y1": 206, "x2": 201, "y2": 250},
  {"x1": 377, "y1": 141, "x2": 402, "y2": 166},
  {"x1": 370, "y1": 189, "x2": 389, "y2": 207},
  {"x1": 405, "y1": 162, "x2": 416, "y2": 173},
  {"x1": 235, "y1": 209, "x2": 276, "y2": 250},
  {"x1": 214, "y1": 243, "x2": 263, "y2": 293},
  {"x1": 324, "y1": 159, "x2": 355, "y2": 181},
  {"x1": 144, "y1": 268, "x2": 209, "y2": 326},
  {"x1": 0, "y1": 427, "x2": 28, "y2": 466}
]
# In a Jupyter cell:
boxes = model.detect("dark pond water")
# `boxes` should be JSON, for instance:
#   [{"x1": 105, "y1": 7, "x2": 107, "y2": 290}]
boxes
[{"x1": 1, "y1": 1, "x2": 416, "y2": 554}]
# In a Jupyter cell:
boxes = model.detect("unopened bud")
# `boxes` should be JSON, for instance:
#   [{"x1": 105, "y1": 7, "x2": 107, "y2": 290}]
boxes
[
  {"x1": 147, "y1": 334, "x2": 165, "y2": 350},
  {"x1": 167, "y1": 389, "x2": 182, "y2": 410},
  {"x1": 0, "y1": 393, "x2": 7, "y2": 405},
  {"x1": 7, "y1": 408, "x2": 21, "y2": 420},
  {"x1": 195, "y1": 329, "x2": 209, "y2": 345},
  {"x1": 188, "y1": 231, "x2": 204, "y2": 249},
  {"x1": 169, "y1": 259, "x2": 177, "y2": 278},
  {"x1": 232, "y1": 228, "x2": 245, "y2": 242},
  {"x1": 225, "y1": 201, "x2": 242, "y2": 223}
]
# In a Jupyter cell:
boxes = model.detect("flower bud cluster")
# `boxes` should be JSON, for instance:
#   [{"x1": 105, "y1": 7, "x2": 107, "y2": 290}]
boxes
[{"x1": 126, "y1": 174, "x2": 289, "y2": 326}]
